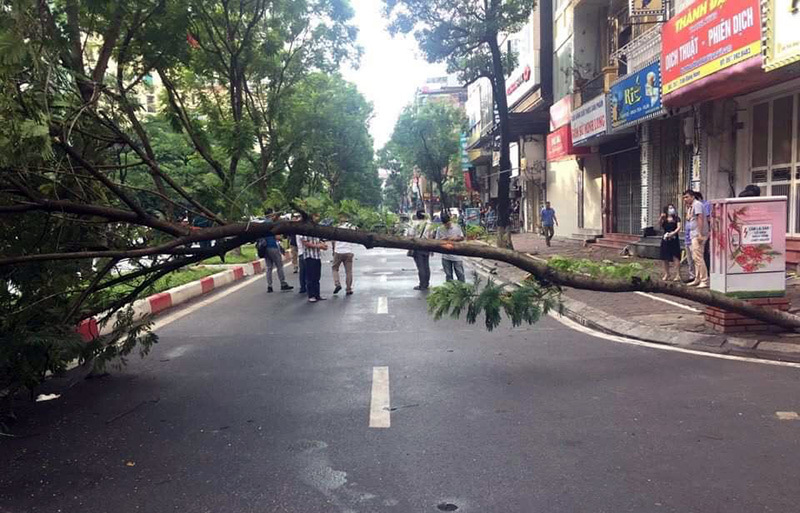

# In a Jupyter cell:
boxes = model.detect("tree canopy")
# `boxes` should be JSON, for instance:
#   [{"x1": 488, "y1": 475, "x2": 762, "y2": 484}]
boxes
[
  {"x1": 384, "y1": 101, "x2": 465, "y2": 211},
  {"x1": 383, "y1": 0, "x2": 537, "y2": 247}
]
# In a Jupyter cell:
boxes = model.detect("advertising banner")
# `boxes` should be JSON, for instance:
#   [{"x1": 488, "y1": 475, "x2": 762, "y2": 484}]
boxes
[
  {"x1": 546, "y1": 124, "x2": 590, "y2": 161},
  {"x1": 549, "y1": 96, "x2": 572, "y2": 131},
  {"x1": 465, "y1": 208, "x2": 481, "y2": 226},
  {"x1": 460, "y1": 133, "x2": 470, "y2": 171},
  {"x1": 764, "y1": 0, "x2": 800, "y2": 71},
  {"x1": 662, "y1": 0, "x2": 761, "y2": 95},
  {"x1": 608, "y1": 61, "x2": 664, "y2": 131},
  {"x1": 571, "y1": 94, "x2": 608, "y2": 146}
]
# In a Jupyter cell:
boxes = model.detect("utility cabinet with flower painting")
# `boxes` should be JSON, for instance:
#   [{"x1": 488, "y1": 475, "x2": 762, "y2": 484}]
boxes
[{"x1": 710, "y1": 197, "x2": 787, "y2": 298}]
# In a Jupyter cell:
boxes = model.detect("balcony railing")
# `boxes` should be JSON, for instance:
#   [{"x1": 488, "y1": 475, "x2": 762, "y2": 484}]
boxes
[{"x1": 577, "y1": 73, "x2": 605, "y2": 104}]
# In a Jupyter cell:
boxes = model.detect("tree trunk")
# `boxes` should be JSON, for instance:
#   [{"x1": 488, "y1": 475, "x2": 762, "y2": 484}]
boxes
[
  {"x1": 6, "y1": 209, "x2": 800, "y2": 331},
  {"x1": 438, "y1": 180, "x2": 449, "y2": 210},
  {"x1": 488, "y1": 36, "x2": 514, "y2": 250}
]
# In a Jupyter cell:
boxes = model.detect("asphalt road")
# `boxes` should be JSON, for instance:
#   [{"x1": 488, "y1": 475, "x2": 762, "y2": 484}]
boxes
[{"x1": 3, "y1": 247, "x2": 800, "y2": 513}]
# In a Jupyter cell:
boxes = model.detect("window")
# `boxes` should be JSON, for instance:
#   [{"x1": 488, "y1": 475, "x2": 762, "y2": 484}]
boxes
[
  {"x1": 146, "y1": 94, "x2": 156, "y2": 113},
  {"x1": 750, "y1": 94, "x2": 800, "y2": 234}
]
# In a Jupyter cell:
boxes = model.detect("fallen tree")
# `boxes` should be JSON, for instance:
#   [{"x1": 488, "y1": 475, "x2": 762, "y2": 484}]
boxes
[{"x1": 3, "y1": 214, "x2": 799, "y2": 331}]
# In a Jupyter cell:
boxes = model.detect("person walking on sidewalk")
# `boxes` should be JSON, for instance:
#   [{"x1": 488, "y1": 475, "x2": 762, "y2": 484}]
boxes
[
  {"x1": 435, "y1": 212, "x2": 465, "y2": 282},
  {"x1": 332, "y1": 213, "x2": 357, "y2": 295},
  {"x1": 407, "y1": 210, "x2": 432, "y2": 290},
  {"x1": 258, "y1": 211, "x2": 293, "y2": 293},
  {"x1": 683, "y1": 190, "x2": 709, "y2": 288},
  {"x1": 300, "y1": 214, "x2": 328, "y2": 302},
  {"x1": 540, "y1": 202, "x2": 558, "y2": 247},
  {"x1": 659, "y1": 204, "x2": 682, "y2": 281}
]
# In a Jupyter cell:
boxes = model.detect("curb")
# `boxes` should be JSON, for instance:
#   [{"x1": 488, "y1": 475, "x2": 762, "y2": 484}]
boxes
[
  {"x1": 468, "y1": 258, "x2": 800, "y2": 363},
  {"x1": 76, "y1": 258, "x2": 275, "y2": 341}
]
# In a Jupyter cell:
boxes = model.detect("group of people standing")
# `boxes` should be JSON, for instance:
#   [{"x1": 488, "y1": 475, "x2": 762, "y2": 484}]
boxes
[
  {"x1": 258, "y1": 212, "x2": 356, "y2": 303},
  {"x1": 658, "y1": 189, "x2": 711, "y2": 288},
  {"x1": 260, "y1": 208, "x2": 472, "y2": 300},
  {"x1": 407, "y1": 209, "x2": 466, "y2": 289}
]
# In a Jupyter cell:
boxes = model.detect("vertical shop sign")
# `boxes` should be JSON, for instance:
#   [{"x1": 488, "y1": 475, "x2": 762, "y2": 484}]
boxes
[{"x1": 763, "y1": 0, "x2": 800, "y2": 71}]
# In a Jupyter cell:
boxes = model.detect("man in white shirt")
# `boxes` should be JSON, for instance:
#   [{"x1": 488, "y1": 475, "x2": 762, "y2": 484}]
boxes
[
  {"x1": 435, "y1": 212, "x2": 465, "y2": 282},
  {"x1": 332, "y1": 213, "x2": 357, "y2": 295},
  {"x1": 407, "y1": 210, "x2": 432, "y2": 290},
  {"x1": 295, "y1": 232, "x2": 306, "y2": 294},
  {"x1": 300, "y1": 213, "x2": 328, "y2": 302},
  {"x1": 683, "y1": 189, "x2": 709, "y2": 288}
]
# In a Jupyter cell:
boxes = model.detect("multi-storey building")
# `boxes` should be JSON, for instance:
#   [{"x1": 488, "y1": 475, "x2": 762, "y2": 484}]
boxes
[{"x1": 465, "y1": 0, "x2": 553, "y2": 232}]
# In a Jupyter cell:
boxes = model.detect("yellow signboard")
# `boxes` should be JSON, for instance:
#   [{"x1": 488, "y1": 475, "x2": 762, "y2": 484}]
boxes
[
  {"x1": 764, "y1": 0, "x2": 800, "y2": 71},
  {"x1": 629, "y1": 0, "x2": 664, "y2": 16}
]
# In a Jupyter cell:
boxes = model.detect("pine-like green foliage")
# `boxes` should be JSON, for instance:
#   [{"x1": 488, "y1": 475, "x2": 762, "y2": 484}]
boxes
[
  {"x1": 547, "y1": 256, "x2": 654, "y2": 281},
  {"x1": 428, "y1": 275, "x2": 562, "y2": 331}
]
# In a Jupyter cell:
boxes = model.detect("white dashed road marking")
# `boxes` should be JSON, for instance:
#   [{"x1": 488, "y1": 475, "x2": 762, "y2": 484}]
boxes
[
  {"x1": 776, "y1": 411, "x2": 799, "y2": 420},
  {"x1": 377, "y1": 296, "x2": 388, "y2": 314},
  {"x1": 369, "y1": 366, "x2": 390, "y2": 428},
  {"x1": 379, "y1": 275, "x2": 388, "y2": 282},
  {"x1": 633, "y1": 291, "x2": 702, "y2": 313}
]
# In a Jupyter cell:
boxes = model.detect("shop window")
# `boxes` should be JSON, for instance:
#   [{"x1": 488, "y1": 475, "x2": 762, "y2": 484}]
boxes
[
  {"x1": 772, "y1": 183, "x2": 791, "y2": 230},
  {"x1": 752, "y1": 169, "x2": 768, "y2": 183},
  {"x1": 773, "y1": 96, "x2": 794, "y2": 165},
  {"x1": 750, "y1": 93, "x2": 799, "y2": 235},
  {"x1": 772, "y1": 167, "x2": 791, "y2": 182},
  {"x1": 752, "y1": 102, "x2": 769, "y2": 167}
]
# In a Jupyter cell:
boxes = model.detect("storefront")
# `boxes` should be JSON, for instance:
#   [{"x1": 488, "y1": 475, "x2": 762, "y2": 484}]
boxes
[
  {"x1": 606, "y1": 60, "x2": 666, "y2": 235},
  {"x1": 660, "y1": 0, "x2": 800, "y2": 264},
  {"x1": 571, "y1": 94, "x2": 610, "y2": 236},
  {"x1": 733, "y1": 77, "x2": 800, "y2": 262},
  {"x1": 545, "y1": 96, "x2": 595, "y2": 238}
]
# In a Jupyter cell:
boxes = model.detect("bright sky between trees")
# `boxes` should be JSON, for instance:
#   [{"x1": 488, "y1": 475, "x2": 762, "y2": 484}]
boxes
[{"x1": 342, "y1": 0, "x2": 447, "y2": 150}]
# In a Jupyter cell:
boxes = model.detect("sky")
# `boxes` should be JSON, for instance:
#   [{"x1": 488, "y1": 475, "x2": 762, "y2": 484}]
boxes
[{"x1": 341, "y1": 0, "x2": 446, "y2": 151}]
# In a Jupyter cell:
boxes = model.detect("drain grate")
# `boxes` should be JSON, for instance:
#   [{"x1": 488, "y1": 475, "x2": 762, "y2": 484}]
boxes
[{"x1": 437, "y1": 503, "x2": 458, "y2": 511}]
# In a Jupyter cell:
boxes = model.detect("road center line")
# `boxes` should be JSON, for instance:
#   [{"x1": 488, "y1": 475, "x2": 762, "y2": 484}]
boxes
[
  {"x1": 377, "y1": 296, "x2": 388, "y2": 314},
  {"x1": 369, "y1": 366, "x2": 390, "y2": 428}
]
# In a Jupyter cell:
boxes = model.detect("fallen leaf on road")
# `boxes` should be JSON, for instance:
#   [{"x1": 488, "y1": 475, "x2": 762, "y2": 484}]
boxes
[{"x1": 35, "y1": 394, "x2": 60, "y2": 402}]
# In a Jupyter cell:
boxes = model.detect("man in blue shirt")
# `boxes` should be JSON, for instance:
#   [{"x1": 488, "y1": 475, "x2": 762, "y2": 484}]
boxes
[
  {"x1": 258, "y1": 211, "x2": 293, "y2": 293},
  {"x1": 540, "y1": 202, "x2": 558, "y2": 247}
]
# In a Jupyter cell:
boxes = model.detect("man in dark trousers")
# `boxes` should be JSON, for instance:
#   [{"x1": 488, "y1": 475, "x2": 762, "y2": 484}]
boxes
[
  {"x1": 407, "y1": 210, "x2": 431, "y2": 290},
  {"x1": 300, "y1": 213, "x2": 328, "y2": 303}
]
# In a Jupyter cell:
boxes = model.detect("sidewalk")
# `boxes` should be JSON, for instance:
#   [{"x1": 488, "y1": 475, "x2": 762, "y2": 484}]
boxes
[{"x1": 469, "y1": 232, "x2": 800, "y2": 362}]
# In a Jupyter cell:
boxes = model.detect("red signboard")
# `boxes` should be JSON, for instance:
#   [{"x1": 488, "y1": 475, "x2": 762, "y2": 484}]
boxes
[
  {"x1": 547, "y1": 124, "x2": 590, "y2": 161},
  {"x1": 662, "y1": 0, "x2": 762, "y2": 96},
  {"x1": 463, "y1": 171, "x2": 473, "y2": 191}
]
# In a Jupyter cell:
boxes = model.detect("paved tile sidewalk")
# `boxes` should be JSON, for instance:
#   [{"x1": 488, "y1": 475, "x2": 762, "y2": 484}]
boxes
[{"x1": 470, "y1": 232, "x2": 800, "y2": 360}]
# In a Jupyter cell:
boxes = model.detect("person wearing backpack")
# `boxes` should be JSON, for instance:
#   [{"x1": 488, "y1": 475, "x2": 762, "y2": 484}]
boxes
[{"x1": 257, "y1": 211, "x2": 293, "y2": 293}]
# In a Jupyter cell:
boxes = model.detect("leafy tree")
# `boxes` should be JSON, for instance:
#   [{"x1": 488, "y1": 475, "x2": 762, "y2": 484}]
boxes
[
  {"x1": 383, "y1": 0, "x2": 536, "y2": 248},
  {"x1": 288, "y1": 73, "x2": 382, "y2": 206},
  {"x1": 0, "y1": 0, "x2": 364, "y2": 403},
  {"x1": 378, "y1": 143, "x2": 413, "y2": 212},
  {"x1": 385, "y1": 101, "x2": 464, "y2": 212},
  {"x1": 2, "y1": 0, "x2": 798, "y2": 415}
]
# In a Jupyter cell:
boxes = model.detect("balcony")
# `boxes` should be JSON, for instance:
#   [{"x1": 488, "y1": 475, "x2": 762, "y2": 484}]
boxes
[{"x1": 576, "y1": 73, "x2": 605, "y2": 105}]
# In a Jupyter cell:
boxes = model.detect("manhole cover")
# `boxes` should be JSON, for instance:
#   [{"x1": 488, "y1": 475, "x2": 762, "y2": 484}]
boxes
[{"x1": 437, "y1": 503, "x2": 458, "y2": 511}]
